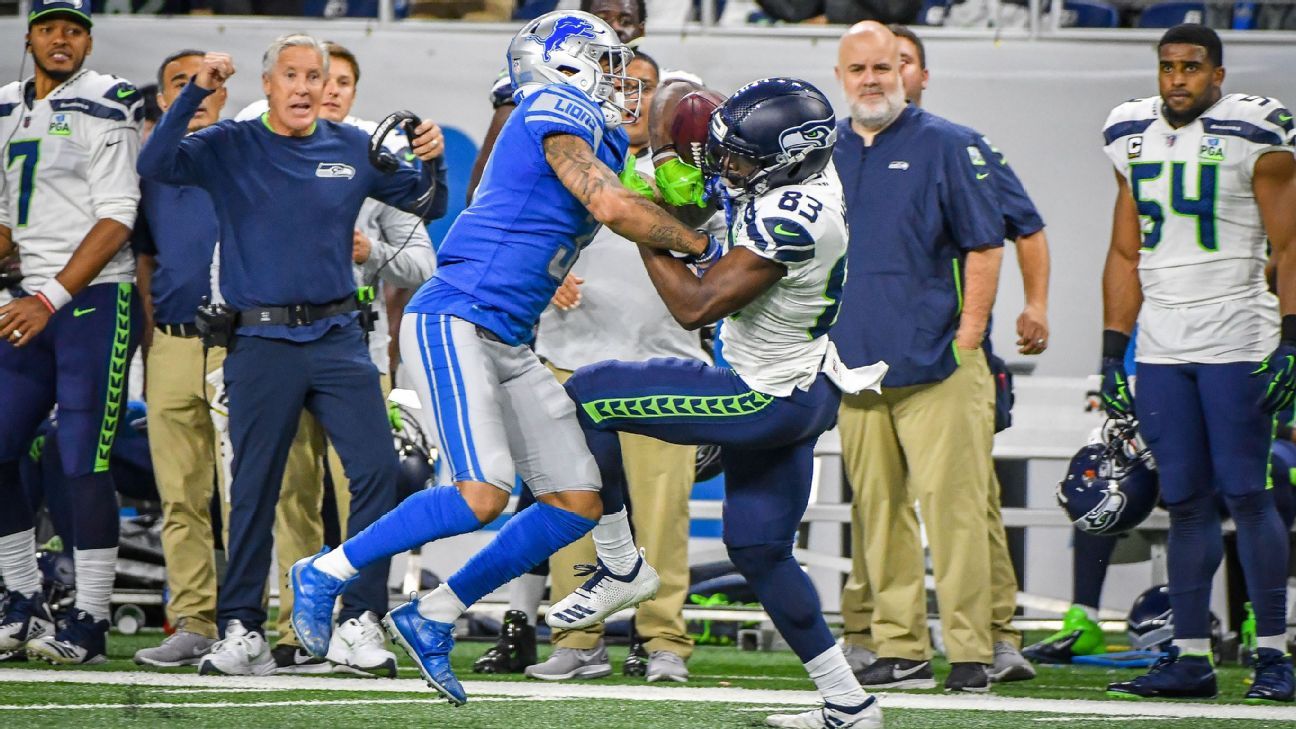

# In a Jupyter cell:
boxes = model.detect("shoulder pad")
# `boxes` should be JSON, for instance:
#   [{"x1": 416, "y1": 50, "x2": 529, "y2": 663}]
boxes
[
  {"x1": 1103, "y1": 97, "x2": 1158, "y2": 145},
  {"x1": 1207, "y1": 94, "x2": 1293, "y2": 145}
]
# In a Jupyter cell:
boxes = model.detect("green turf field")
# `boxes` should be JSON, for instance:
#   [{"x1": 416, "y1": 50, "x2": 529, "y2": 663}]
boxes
[{"x1": 0, "y1": 632, "x2": 1291, "y2": 728}]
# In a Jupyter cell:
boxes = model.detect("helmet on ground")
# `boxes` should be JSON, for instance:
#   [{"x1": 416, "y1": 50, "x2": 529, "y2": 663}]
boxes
[
  {"x1": 1056, "y1": 418, "x2": 1158, "y2": 535},
  {"x1": 1127, "y1": 584, "x2": 1221, "y2": 657},
  {"x1": 507, "y1": 11, "x2": 640, "y2": 127}
]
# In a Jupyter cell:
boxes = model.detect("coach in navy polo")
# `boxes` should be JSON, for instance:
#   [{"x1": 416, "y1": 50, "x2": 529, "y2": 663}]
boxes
[
  {"x1": 138, "y1": 36, "x2": 448, "y2": 675},
  {"x1": 828, "y1": 22, "x2": 1006, "y2": 694}
]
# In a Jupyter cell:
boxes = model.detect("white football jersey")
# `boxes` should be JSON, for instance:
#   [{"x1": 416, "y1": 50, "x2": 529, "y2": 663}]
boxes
[
  {"x1": 1102, "y1": 93, "x2": 1295, "y2": 364},
  {"x1": 719, "y1": 162, "x2": 850, "y2": 397},
  {"x1": 0, "y1": 69, "x2": 143, "y2": 292}
]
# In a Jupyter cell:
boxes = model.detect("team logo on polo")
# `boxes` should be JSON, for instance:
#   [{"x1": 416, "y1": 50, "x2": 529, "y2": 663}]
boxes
[
  {"x1": 1199, "y1": 136, "x2": 1225, "y2": 162},
  {"x1": 1126, "y1": 135, "x2": 1142, "y2": 159},
  {"x1": 527, "y1": 16, "x2": 598, "y2": 62},
  {"x1": 966, "y1": 145, "x2": 987, "y2": 166},
  {"x1": 315, "y1": 162, "x2": 355, "y2": 179},
  {"x1": 48, "y1": 113, "x2": 71, "y2": 136},
  {"x1": 778, "y1": 117, "x2": 835, "y2": 159}
]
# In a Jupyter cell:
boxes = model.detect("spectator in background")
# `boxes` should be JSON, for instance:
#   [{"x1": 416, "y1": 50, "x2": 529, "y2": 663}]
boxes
[
  {"x1": 138, "y1": 36, "x2": 446, "y2": 676},
  {"x1": 836, "y1": 23, "x2": 1046, "y2": 685},
  {"x1": 756, "y1": 0, "x2": 920, "y2": 25},
  {"x1": 829, "y1": 21, "x2": 1004, "y2": 693}
]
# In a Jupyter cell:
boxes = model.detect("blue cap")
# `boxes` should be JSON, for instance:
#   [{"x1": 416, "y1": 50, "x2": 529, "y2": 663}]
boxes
[{"x1": 28, "y1": 0, "x2": 93, "y2": 29}]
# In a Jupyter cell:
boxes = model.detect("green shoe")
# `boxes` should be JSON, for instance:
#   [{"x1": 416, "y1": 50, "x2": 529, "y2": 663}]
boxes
[{"x1": 1022, "y1": 605, "x2": 1106, "y2": 664}]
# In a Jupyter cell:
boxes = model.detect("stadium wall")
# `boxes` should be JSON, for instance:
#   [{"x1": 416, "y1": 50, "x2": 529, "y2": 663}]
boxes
[{"x1": 2, "y1": 18, "x2": 1293, "y2": 378}]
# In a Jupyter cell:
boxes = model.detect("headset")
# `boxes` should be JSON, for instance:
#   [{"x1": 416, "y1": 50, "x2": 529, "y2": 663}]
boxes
[{"x1": 368, "y1": 109, "x2": 423, "y2": 174}]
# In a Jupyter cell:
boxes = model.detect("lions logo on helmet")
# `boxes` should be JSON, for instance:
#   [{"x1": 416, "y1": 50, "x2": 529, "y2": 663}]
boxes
[
  {"x1": 1057, "y1": 419, "x2": 1159, "y2": 535},
  {"x1": 508, "y1": 10, "x2": 639, "y2": 126},
  {"x1": 527, "y1": 16, "x2": 599, "y2": 61}
]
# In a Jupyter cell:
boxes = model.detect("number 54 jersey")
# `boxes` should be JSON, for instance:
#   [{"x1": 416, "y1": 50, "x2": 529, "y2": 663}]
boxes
[
  {"x1": 1102, "y1": 94, "x2": 1295, "y2": 364},
  {"x1": 0, "y1": 70, "x2": 143, "y2": 293}
]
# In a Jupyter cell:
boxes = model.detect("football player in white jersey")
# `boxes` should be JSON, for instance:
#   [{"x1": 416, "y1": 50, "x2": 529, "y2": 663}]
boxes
[
  {"x1": 1099, "y1": 24, "x2": 1296, "y2": 702},
  {"x1": 0, "y1": 0, "x2": 144, "y2": 665},
  {"x1": 554, "y1": 79, "x2": 887, "y2": 729}
]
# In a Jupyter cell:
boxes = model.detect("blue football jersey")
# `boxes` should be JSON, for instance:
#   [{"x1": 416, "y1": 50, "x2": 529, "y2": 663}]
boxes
[{"x1": 407, "y1": 84, "x2": 629, "y2": 345}]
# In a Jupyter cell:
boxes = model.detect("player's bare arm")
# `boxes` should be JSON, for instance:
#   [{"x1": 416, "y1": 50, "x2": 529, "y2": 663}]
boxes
[
  {"x1": 637, "y1": 245, "x2": 784, "y2": 330},
  {"x1": 1102, "y1": 170, "x2": 1145, "y2": 334},
  {"x1": 956, "y1": 244, "x2": 1003, "y2": 349},
  {"x1": 0, "y1": 225, "x2": 12, "y2": 260},
  {"x1": 1253, "y1": 150, "x2": 1296, "y2": 315},
  {"x1": 1014, "y1": 229, "x2": 1051, "y2": 355},
  {"x1": 544, "y1": 133, "x2": 707, "y2": 256}
]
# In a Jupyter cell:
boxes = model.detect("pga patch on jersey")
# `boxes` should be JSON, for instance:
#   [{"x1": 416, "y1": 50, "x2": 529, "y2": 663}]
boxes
[
  {"x1": 47, "y1": 113, "x2": 71, "y2": 136},
  {"x1": 1199, "y1": 136, "x2": 1226, "y2": 162},
  {"x1": 315, "y1": 162, "x2": 356, "y2": 179}
]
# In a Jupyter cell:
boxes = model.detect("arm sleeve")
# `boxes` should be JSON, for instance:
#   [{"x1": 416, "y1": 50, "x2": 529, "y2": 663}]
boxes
[
  {"x1": 359, "y1": 202, "x2": 437, "y2": 289},
  {"x1": 521, "y1": 86, "x2": 602, "y2": 149},
  {"x1": 940, "y1": 133, "x2": 1006, "y2": 252},
  {"x1": 137, "y1": 83, "x2": 218, "y2": 187},
  {"x1": 85, "y1": 117, "x2": 142, "y2": 229},
  {"x1": 0, "y1": 158, "x2": 10, "y2": 230},
  {"x1": 369, "y1": 154, "x2": 448, "y2": 222},
  {"x1": 976, "y1": 136, "x2": 1044, "y2": 240},
  {"x1": 1243, "y1": 101, "x2": 1296, "y2": 183},
  {"x1": 731, "y1": 197, "x2": 816, "y2": 266}
]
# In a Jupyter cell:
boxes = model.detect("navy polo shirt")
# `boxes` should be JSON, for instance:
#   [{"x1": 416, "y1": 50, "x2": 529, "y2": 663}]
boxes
[
  {"x1": 973, "y1": 134, "x2": 1044, "y2": 241},
  {"x1": 830, "y1": 106, "x2": 1006, "y2": 388},
  {"x1": 132, "y1": 178, "x2": 218, "y2": 326}
]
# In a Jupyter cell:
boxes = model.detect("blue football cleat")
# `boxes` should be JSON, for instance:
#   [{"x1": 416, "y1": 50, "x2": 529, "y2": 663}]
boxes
[
  {"x1": 1106, "y1": 647, "x2": 1217, "y2": 699},
  {"x1": 383, "y1": 600, "x2": 467, "y2": 706},
  {"x1": 289, "y1": 548, "x2": 353, "y2": 658},
  {"x1": 1246, "y1": 648, "x2": 1295, "y2": 703}
]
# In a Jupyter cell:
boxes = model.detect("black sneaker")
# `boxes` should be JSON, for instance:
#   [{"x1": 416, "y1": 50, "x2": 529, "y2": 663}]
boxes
[
  {"x1": 856, "y1": 657, "x2": 936, "y2": 689},
  {"x1": 271, "y1": 643, "x2": 332, "y2": 674},
  {"x1": 945, "y1": 662, "x2": 991, "y2": 693},
  {"x1": 623, "y1": 639, "x2": 648, "y2": 677},
  {"x1": 472, "y1": 610, "x2": 537, "y2": 674}
]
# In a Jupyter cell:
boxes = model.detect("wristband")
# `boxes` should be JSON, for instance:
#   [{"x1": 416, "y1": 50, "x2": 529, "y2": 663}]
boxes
[
  {"x1": 1283, "y1": 315, "x2": 1296, "y2": 344},
  {"x1": 652, "y1": 144, "x2": 677, "y2": 165},
  {"x1": 36, "y1": 279, "x2": 72, "y2": 312},
  {"x1": 1101, "y1": 329, "x2": 1130, "y2": 360}
]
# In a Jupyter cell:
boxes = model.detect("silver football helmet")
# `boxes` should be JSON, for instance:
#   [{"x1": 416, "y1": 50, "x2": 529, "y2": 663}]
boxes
[{"x1": 507, "y1": 10, "x2": 641, "y2": 127}]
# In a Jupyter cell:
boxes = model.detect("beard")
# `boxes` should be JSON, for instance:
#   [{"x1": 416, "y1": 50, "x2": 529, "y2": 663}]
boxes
[
  {"x1": 1162, "y1": 90, "x2": 1219, "y2": 128},
  {"x1": 848, "y1": 84, "x2": 906, "y2": 131},
  {"x1": 33, "y1": 55, "x2": 81, "y2": 84}
]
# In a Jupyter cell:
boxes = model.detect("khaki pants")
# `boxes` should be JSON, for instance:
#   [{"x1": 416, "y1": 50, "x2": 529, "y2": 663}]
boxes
[
  {"x1": 836, "y1": 346, "x2": 997, "y2": 664},
  {"x1": 146, "y1": 331, "x2": 225, "y2": 639},
  {"x1": 546, "y1": 366, "x2": 695, "y2": 658}
]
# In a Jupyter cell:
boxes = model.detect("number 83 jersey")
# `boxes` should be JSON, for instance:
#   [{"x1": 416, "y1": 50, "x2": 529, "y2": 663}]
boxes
[
  {"x1": 0, "y1": 70, "x2": 143, "y2": 293},
  {"x1": 719, "y1": 162, "x2": 849, "y2": 397},
  {"x1": 1102, "y1": 94, "x2": 1295, "y2": 364}
]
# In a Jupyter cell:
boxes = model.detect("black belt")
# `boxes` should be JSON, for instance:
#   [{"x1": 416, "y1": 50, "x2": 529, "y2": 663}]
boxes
[
  {"x1": 236, "y1": 297, "x2": 358, "y2": 328},
  {"x1": 156, "y1": 322, "x2": 201, "y2": 338}
]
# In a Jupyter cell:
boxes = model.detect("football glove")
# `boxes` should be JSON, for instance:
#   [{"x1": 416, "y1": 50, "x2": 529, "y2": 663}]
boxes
[
  {"x1": 1255, "y1": 338, "x2": 1296, "y2": 414},
  {"x1": 655, "y1": 157, "x2": 707, "y2": 208},
  {"x1": 1099, "y1": 330, "x2": 1134, "y2": 419},
  {"x1": 620, "y1": 158, "x2": 656, "y2": 200}
]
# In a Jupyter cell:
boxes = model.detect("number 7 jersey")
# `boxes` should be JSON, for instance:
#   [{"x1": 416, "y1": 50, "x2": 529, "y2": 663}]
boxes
[{"x1": 1102, "y1": 93, "x2": 1295, "y2": 363}]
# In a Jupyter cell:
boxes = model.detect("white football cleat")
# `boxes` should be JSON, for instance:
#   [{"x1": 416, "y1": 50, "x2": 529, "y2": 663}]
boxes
[
  {"x1": 766, "y1": 697, "x2": 883, "y2": 729},
  {"x1": 328, "y1": 611, "x2": 398, "y2": 678},
  {"x1": 546, "y1": 549, "x2": 659, "y2": 631},
  {"x1": 198, "y1": 620, "x2": 276, "y2": 676}
]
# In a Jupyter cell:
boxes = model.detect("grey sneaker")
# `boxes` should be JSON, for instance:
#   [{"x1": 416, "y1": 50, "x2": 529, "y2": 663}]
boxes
[
  {"x1": 645, "y1": 650, "x2": 688, "y2": 683},
  {"x1": 134, "y1": 630, "x2": 216, "y2": 667},
  {"x1": 988, "y1": 641, "x2": 1037, "y2": 683},
  {"x1": 841, "y1": 642, "x2": 878, "y2": 676},
  {"x1": 523, "y1": 643, "x2": 612, "y2": 681}
]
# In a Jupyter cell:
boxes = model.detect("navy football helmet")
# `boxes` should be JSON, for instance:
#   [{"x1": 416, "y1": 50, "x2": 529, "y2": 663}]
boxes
[
  {"x1": 1056, "y1": 418, "x2": 1158, "y2": 535},
  {"x1": 1128, "y1": 584, "x2": 1222, "y2": 657},
  {"x1": 391, "y1": 402, "x2": 437, "y2": 500},
  {"x1": 702, "y1": 77, "x2": 836, "y2": 198}
]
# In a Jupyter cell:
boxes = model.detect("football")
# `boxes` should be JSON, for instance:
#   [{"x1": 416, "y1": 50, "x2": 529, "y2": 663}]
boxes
[{"x1": 670, "y1": 88, "x2": 727, "y2": 169}]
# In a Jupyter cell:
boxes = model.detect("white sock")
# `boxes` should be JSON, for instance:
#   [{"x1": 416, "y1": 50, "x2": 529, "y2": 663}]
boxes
[
  {"x1": 805, "y1": 646, "x2": 870, "y2": 706},
  {"x1": 314, "y1": 547, "x2": 358, "y2": 581},
  {"x1": 1258, "y1": 634, "x2": 1288, "y2": 652},
  {"x1": 0, "y1": 528, "x2": 42, "y2": 597},
  {"x1": 73, "y1": 547, "x2": 117, "y2": 622},
  {"x1": 417, "y1": 584, "x2": 467, "y2": 623},
  {"x1": 592, "y1": 508, "x2": 639, "y2": 576},
  {"x1": 1172, "y1": 638, "x2": 1211, "y2": 656},
  {"x1": 1078, "y1": 604, "x2": 1099, "y2": 622},
  {"x1": 508, "y1": 572, "x2": 546, "y2": 626}
]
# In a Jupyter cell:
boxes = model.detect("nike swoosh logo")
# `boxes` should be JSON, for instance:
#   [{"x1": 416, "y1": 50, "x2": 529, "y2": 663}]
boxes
[
  {"x1": 105, "y1": 141, "x2": 121, "y2": 148},
  {"x1": 116, "y1": 87, "x2": 135, "y2": 99},
  {"x1": 1280, "y1": 114, "x2": 1293, "y2": 123},
  {"x1": 403, "y1": 152, "x2": 416, "y2": 162},
  {"x1": 976, "y1": 172, "x2": 990, "y2": 180},
  {"x1": 773, "y1": 223, "x2": 799, "y2": 237},
  {"x1": 892, "y1": 663, "x2": 928, "y2": 680},
  {"x1": 73, "y1": 307, "x2": 96, "y2": 317}
]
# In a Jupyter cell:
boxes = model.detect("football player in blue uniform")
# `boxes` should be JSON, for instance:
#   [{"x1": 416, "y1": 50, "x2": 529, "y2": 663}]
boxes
[{"x1": 290, "y1": 11, "x2": 716, "y2": 706}]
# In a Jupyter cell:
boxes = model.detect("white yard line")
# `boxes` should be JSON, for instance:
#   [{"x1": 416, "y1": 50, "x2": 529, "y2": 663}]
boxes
[{"x1": 0, "y1": 669, "x2": 1293, "y2": 722}]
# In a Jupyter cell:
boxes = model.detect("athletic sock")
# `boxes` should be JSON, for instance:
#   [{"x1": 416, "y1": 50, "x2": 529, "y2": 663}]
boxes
[
  {"x1": 315, "y1": 546, "x2": 359, "y2": 581},
  {"x1": 508, "y1": 572, "x2": 547, "y2": 626},
  {"x1": 1258, "y1": 634, "x2": 1288, "y2": 652},
  {"x1": 342, "y1": 486, "x2": 481, "y2": 570},
  {"x1": 418, "y1": 583, "x2": 468, "y2": 623},
  {"x1": 447, "y1": 502, "x2": 596, "y2": 608},
  {"x1": 1172, "y1": 638, "x2": 1211, "y2": 655},
  {"x1": 1077, "y1": 604, "x2": 1099, "y2": 622},
  {"x1": 592, "y1": 508, "x2": 639, "y2": 576},
  {"x1": 0, "y1": 528, "x2": 41, "y2": 597},
  {"x1": 805, "y1": 646, "x2": 870, "y2": 706},
  {"x1": 73, "y1": 547, "x2": 117, "y2": 622}
]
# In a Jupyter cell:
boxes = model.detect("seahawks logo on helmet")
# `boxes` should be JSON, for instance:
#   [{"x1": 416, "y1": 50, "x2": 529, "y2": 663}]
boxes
[
  {"x1": 778, "y1": 117, "x2": 836, "y2": 161},
  {"x1": 1080, "y1": 488, "x2": 1127, "y2": 534},
  {"x1": 527, "y1": 16, "x2": 599, "y2": 62}
]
